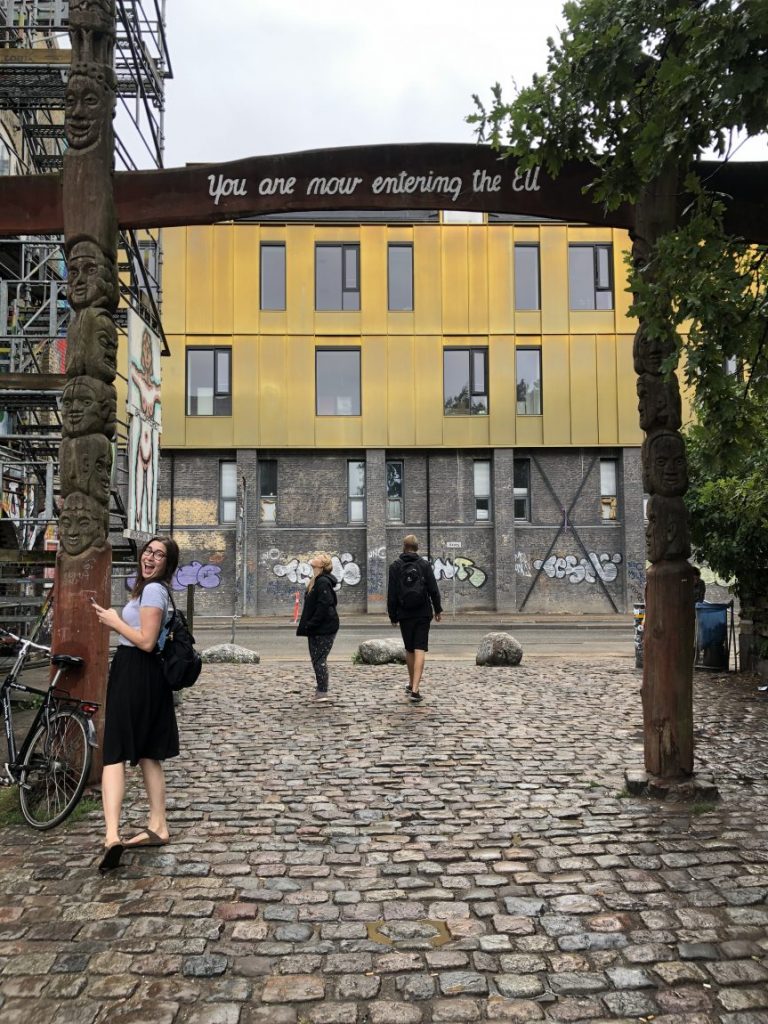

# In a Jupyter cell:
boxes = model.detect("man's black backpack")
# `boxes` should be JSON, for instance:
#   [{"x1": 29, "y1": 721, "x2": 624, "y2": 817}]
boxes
[
  {"x1": 157, "y1": 592, "x2": 203, "y2": 691},
  {"x1": 398, "y1": 559, "x2": 427, "y2": 611}
]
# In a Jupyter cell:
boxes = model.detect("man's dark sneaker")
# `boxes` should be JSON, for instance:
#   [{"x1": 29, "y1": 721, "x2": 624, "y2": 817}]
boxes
[
  {"x1": 314, "y1": 690, "x2": 330, "y2": 702},
  {"x1": 405, "y1": 684, "x2": 412, "y2": 694},
  {"x1": 409, "y1": 691, "x2": 423, "y2": 703}
]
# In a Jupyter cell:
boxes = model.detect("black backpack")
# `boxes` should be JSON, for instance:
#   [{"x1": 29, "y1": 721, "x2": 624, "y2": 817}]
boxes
[
  {"x1": 398, "y1": 559, "x2": 427, "y2": 611},
  {"x1": 157, "y1": 592, "x2": 203, "y2": 691}
]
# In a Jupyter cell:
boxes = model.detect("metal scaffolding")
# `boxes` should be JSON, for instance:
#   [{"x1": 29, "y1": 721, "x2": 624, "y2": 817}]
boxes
[{"x1": 0, "y1": 0, "x2": 171, "y2": 630}]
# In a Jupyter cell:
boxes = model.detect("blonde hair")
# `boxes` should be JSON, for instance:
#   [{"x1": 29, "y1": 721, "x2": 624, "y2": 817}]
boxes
[
  {"x1": 403, "y1": 534, "x2": 418, "y2": 552},
  {"x1": 306, "y1": 551, "x2": 333, "y2": 592}
]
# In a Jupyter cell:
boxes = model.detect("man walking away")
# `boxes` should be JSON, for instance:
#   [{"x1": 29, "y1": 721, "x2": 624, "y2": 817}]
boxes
[{"x1": 387, "y1": 534, "x2": 442, "y2": 703}]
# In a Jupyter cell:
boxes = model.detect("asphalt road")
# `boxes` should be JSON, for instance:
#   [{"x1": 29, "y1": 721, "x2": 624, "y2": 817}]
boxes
[{"x1": 193, "y1": 621, "x2": 635, "y2": 661}]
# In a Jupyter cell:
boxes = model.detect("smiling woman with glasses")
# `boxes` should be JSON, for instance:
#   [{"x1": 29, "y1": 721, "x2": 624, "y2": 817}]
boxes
[{"x1": 91, "y1": 535, "x2": 181, "y2": 874}]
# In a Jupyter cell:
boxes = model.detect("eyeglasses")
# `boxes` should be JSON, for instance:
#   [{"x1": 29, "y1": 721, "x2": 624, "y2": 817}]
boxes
[{"x1": 143, "y1": 548, "x2": 167, "y2": 561}]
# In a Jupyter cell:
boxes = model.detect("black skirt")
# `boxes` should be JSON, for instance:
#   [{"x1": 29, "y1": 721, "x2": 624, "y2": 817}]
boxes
[{"x1": 102, "y1": 645, "x2": 180, "y2": 767}]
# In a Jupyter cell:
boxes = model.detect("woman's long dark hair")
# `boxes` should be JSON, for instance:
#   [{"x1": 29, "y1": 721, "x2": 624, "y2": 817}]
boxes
[{"x1": 131, "y1": 536, "x2": 180, "y2": 601}]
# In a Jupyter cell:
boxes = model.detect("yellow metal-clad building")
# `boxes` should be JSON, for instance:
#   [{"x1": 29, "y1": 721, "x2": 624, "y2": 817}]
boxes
[{"x1": 158, "y1": 211, "x2": 646, "y2": 616}]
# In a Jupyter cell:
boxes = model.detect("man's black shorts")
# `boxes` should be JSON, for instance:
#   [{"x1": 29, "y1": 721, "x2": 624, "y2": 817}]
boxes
[{"x1": 399, "y1": 617, "x2": 431, "y2": 653}]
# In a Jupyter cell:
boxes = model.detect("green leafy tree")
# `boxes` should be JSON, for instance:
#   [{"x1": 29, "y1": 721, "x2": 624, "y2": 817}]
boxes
[
  {"x1": 686, "y1": 423, "x2": 768, "y2": 599},
  {"x1": 469, "y1": 0, "x2": 768, "y2": 603},
  {"x1": 470, "y1": 0, "x2": 768, "y2": 208},
  {"x1": 679, "y1": 192, "x2": 768, "y2": 599}
]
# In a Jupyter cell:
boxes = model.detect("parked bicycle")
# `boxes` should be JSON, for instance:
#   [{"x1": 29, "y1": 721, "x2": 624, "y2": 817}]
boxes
[{"x1": 1, "y1": 626, "x2": 99, "y2": 829}]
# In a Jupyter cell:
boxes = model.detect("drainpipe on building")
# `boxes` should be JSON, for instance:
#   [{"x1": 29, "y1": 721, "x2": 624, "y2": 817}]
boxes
[
  {"x1": 169, "y1": 453, "x2": 175, "y2": 534},
  {"x1": 241, "y1": 474, "x2": 248, "y2": 616},
  {"x1": 425, "y1": 454, "x2": 431, "y2": 560}
]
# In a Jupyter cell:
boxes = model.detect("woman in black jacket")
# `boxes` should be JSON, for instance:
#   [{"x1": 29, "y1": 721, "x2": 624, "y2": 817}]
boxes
[{"x1": 296, "y1": 551, "x2": 339, "y2": 702}]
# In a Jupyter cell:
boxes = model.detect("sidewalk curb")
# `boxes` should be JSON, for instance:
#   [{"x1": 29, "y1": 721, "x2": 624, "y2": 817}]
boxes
[{"x1": 194, "y1": 616, "x2": 635, "y2": 632}]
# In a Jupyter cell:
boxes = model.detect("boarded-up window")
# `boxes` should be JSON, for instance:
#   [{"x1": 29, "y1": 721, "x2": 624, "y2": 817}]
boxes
[
  {"x1": 219, "y1": 462, "x2": 237, "y2": 523},
  {"x1": 474, "y1": 460, "x2": 491, "y2": 521},
  {"x1": 348, "y1": 460, "x2": 366, "y2": 523},
  {"x1": 259, "y1": 459, "x2": 277, "y2": 522},
  {"x1": 386, "y1": 460, "x2": 404, "y2": 521},
  {"x1": 600, "y1": 459, "x2": 618, "y2": 521}
]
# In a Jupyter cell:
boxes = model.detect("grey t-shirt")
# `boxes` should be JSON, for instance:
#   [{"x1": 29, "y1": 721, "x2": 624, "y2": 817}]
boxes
[{"x1": 117, "y1": 581, "x2": 171, "y2": 646}]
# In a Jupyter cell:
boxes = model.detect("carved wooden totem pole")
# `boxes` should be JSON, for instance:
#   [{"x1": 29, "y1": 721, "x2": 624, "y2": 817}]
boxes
[
  {"x1": 53, "y1": 0, "x2": 118, "y2": 766},
  {"x1": 633, "y1": 166, "x2": 695, "y2": 779}
]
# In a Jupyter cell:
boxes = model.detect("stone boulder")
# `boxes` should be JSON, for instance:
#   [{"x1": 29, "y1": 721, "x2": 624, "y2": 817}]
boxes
[
  {"x1": 356, "y1": 639, "x2": 407, "y2": 665},
  {"x1": 201, "y1": 643, "x2": 260, "y2": 664},
  {"x1": 476, "y1": 632, "x2": 523, "y2": 666}
]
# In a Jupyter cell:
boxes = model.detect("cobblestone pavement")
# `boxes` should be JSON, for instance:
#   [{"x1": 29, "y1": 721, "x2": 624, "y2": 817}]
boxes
[{"x1": 1, "y1": 658, "x2": 767, "y2": 1024}]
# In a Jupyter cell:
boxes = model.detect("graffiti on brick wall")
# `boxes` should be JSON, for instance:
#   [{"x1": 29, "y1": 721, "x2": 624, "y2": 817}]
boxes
[
  {"x1": 127, "y1": 559, "x2": 223, "y2": 592},
  {"x1": 432, "y1": 556, "x2": 488, "y2": 589},
  {"x1": 367, "y1": 545, "x2": 386, "y2": 596},
  {"x1": 515, "y1": 550, "x2": 533, "y2": 577},
  {"x1": 175, "y1": 561, "x2": 222, "y2": 589},
  {"x1": 264, "y1": 550, "x2": 362, "y2": 589},
  {"x1": 534, "y1": 551, "x2": 622, "y2": 585},
  {"x1": 627, "y1": 559, "x2": 646, "y2": 597}
]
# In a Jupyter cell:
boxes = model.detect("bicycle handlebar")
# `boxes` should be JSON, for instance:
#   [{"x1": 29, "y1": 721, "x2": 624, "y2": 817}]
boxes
[{"x1": 0, "y1": 625, "x2": 52, "y2": 655}]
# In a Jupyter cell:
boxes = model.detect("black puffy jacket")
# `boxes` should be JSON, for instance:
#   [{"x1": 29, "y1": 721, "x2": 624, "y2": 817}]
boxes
[{"x1": 296, "y1": 572, "x2": 340, "y2": 637}]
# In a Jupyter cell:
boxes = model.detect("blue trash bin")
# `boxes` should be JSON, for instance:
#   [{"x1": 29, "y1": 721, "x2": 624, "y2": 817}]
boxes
[{"x1": 695, "y1": 602, "x2": 729, "y2": 670}]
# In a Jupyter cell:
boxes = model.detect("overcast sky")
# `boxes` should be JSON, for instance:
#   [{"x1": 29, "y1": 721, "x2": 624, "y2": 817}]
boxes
[
  {"x1": 158, "y1": 0, "x2": 766, "y2": 168},
  {"x1": 161, "y1": 0, "x2": 565, "y2": 165}
]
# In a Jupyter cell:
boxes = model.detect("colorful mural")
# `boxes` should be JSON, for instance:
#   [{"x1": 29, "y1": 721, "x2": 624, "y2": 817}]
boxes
[{"x1": 126, "y1": 310, "x2": 162, "y2": 538}]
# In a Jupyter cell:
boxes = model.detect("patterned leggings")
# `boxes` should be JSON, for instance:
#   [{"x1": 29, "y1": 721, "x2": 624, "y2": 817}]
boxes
[{"x1": 308, "y1": 634, "x2": 336, "y2": 691}]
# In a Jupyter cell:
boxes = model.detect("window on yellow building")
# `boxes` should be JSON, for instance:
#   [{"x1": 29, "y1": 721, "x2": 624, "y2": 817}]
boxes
[
  {"x1": 474, "y1": 460, "x2": 492, "y2": 521},
  {"x1": 569, "y1": 244, "x2": 613, "y2": 310},
  {"x1": 444, "y1": 348, "x2": 488, "y2": 416},
  {"x1": 514, "y1": 459, "x2": 530, "y2": 521},
  {"x1": 316, "y1": 349, "x2": 361, "y2": 415},
  {"x1": 316, "y1": 244, "x2": 360, "y2": 311},
  {"x1": 260, "y1": 243, "x2": 286, "y2": 310},
  {"x1": 259, "y1": 460, "x2": 277, "y2": 522},
  {"x1": 388, "y1": 244, "x2": 413, "y2": 311},
  {"x1": 219, "y1": 461, "x2": 237, "y2": 523},
  {"x1": 600, "y1": 459, "x2": 618, "y2": 521},
  {"x1": 442, "y1": 211, "x2": 484, "y2": 224},
  {"x1": 516, "y1": 349, "x2": 541, "y2": 415},
  {"x1": 386, "y1": 460, "x2": 404, "y2": 522},
  {"x1": 186, "y1": 347, "x2": 232, "y2": 416},
  {"x1": 348, "y1": 460, "x2": 366, "y2": 523},
  {"x1": 514, "y1": 244, "x2": 540, "y2": 310}
]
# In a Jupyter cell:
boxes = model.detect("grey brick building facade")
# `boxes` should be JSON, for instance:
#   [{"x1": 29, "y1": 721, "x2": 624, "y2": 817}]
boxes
[{"x1": 157, "y1": 447, "x2": 645, "y2": 617}]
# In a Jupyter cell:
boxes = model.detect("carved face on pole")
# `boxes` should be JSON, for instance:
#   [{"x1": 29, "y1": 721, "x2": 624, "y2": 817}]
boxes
[
  {"x1": 64, "y1": 70, "x2": 110, "y2": 150},
  {"x1": 68, "y1": 0, "x2": 116, "y2": 33},
  {"x1": 67, "y1": 307, "x2": 118, "y2": 382},
  {"x1": 60, "y1": 435, "x2": 112, "y2": 504},
  {"x1": 61, "y1": 376, "x2": 116, "y2": 439},
  {"x1": 645, "y1": 495, "x2": 691, "y2": 563},
  {"x1": 637, "y1": 374, "x2": 682, "y2": 432},
  {"x1": 67, "y1": 240, "x2": 118, "y2": 311},
  {"x1": 633, "y1": 326, "x2": 671, "y2": 376},
  {"x1": 643, "y1": 431, "x2": 689, "y2": 497},
  {"x1": 59, "y1": 493, "x2": 108, "y2": 556}
]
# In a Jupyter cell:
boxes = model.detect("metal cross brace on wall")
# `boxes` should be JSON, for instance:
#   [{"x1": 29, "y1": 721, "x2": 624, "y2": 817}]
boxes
[{"x1": 518, "y1": 455, "x2": 620, "y2": 613}]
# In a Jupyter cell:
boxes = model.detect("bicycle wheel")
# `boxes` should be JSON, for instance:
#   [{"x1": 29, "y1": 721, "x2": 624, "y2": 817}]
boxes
[{"x1": 19, "y1": 710, "x2": 92, "y2": 829}]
